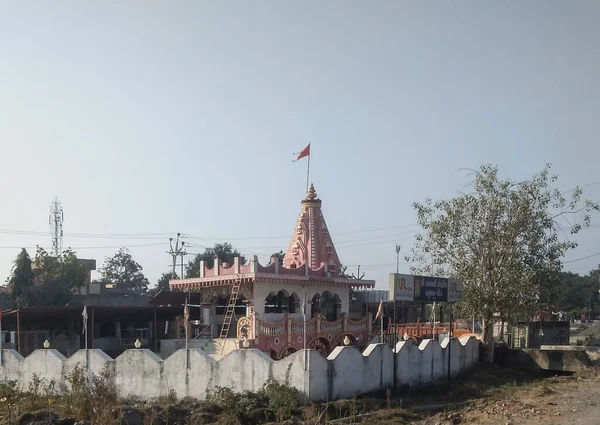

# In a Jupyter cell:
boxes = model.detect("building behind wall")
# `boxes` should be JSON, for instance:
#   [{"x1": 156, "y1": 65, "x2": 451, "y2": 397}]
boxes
[{"x1": 169, "y1": 184, "x2": 375, "y2": 359}]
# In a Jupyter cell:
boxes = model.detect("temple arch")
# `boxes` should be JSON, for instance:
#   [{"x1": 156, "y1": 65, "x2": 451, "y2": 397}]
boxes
[
  {"x1": 309, "y1": 292, "x2": 341, "y2": 321},
  {"x1": 265, "y1": 290, "x2": 293, "y2": 314},
  {"x1": 289, "y1": 292, "x2": 300, "y2": 314},
  {"x1": 311, "y1": 293, "x2": 322, "y2": 318}
]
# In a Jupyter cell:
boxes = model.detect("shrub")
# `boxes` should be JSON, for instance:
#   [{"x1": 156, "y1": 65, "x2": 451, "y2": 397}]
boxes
[{"x1": 259, "y1": 379, "x2": 300, "y2": 423}]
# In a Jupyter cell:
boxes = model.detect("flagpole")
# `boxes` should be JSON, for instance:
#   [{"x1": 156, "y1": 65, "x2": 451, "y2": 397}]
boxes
[
  {"x1": 185, "y1": 298, "x2": 189, "y2": 352},
  {"x1": 0, "y1": 309, "x2": 3, "y2": 367},
  {"x1": 306, "y1": 149, "x2": 310, "y2": 193}
]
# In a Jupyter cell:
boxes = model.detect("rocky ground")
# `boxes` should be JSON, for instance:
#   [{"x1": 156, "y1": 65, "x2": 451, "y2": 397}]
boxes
[{"x1": 407, "y1": 369, "x2": 600, "y2": 425}]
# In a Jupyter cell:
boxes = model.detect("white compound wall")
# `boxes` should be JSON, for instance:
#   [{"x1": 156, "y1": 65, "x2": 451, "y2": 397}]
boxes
[{"x1": 0, "y1": 336, "x2": 479, "y2": 402}]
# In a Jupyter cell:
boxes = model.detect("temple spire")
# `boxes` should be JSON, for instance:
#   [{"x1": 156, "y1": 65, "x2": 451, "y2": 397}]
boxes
[
  {"x1": 282, "y1": 184, "x2": 342, "y2": 275},
  {"x1": 306, "y1": 183, "x2": 317, "y2": 200}
]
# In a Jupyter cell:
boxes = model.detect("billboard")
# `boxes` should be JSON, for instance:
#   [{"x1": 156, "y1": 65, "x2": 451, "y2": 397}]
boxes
[
  {"x1": 413, "y1": 275, "x2": 448, "y2": 302},
  {"x1": 447, "y1": 278, "x2": 463, "y2": 302},
  {"x1": 389, "y1": 274, "x2": 414, "y2": 301},
  {"x1": 389, "y1": 273, "x2": 463, "y2": 303}
]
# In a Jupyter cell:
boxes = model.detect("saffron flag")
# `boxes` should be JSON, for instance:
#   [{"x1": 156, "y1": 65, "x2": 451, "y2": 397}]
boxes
[
  {"x1": 82, "y1": 305, "x2": 88, "y2": 334},
  {"x1": 183, "y1": 299, "x2": 189, "y2": 323},
  {"x1": 294, "y1": 144, "x2": 310, "y2": 161},
  {"x1": 374, "y1": 300, "x2": 383, "y2": 322}
]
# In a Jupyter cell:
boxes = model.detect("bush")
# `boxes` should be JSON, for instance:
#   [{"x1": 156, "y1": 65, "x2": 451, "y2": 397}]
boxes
[
  {"x1": 259, "y1": 379, "x2": 300, "y2": 423},
  {"x1": 206, "y1": 380, "x2": 300, "y2": 423}
]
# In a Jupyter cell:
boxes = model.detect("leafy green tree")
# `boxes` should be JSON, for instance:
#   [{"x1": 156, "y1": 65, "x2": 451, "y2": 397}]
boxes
[
  {"x1": 186, "y1": 243, "x2": 245, "y2": 277},
  {"x1": 32, "y1": 247, "x2": 87, "y2": 306},
  {"x1": 406, "y1": 164, "x2": 599, "y2": 350},
  {"x1": 339, "y1": 263, "x2": 350, "y2": 278},
  {"x1": 153, "y1": 271, "x2": 177, "y2": 295},
  {"x1": 270, "y1": 251, "x2": 285, "y2": 265},
  {"x1": 7, "y1": 248, "x2": 35, "y2": 307},
  {"x1": 98, "y1": 248, "x2": 149, "y2": 292}
]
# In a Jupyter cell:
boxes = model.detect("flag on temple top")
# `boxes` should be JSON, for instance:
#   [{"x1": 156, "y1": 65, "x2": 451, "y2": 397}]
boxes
[
  {"x1": 82, "y1": 305, "x2": 88, "y2": 334},
  {"x1": 374, "y1": 300, "x2": 383, "y2": 322},
  {"x1": 183, "y1": 299, "x2": 189, "y2": 323},
  {"x1": 294, "y1": 143, "x2": 310, "y2": 161}
]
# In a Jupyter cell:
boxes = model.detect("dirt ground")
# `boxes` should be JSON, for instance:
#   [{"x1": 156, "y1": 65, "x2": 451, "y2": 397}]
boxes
[{"x1": 406, "y1": 369, "x2": 600, "y2": 425}]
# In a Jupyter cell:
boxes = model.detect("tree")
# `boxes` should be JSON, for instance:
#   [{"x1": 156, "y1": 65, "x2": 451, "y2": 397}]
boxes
[
  {"x1": 153, "y1": 271, "x2": 177, "y2": 295},
  {"x1": 7, "y1": 248, "x2": 35, "y2": 307},
  {"x1": 32, "y1": 247, "x2": 87, "y2": 306},
  {"x1": 270, "y1": 251, "x2": 285, "y2": 265},
  {"x1": 7, "y1": 247, "x2": 87, "y2": 307},
  {"x1": 339, "y1": 263, "x2": 350, "y2": 278},
  {"x1": 406, "y1": 164, "x2": 599, "y2": 352},
  {"x1": 98, "y1": 248, "x2": 149, "y2": 292},
  {"x1": 186, "y1": 243, "x2": 245, "y2": 277}
]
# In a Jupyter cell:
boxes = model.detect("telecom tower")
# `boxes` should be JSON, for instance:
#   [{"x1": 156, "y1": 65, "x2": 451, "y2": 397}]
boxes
[{"x1": 49, "y1": 198, "x2": 64, "y2": 257}]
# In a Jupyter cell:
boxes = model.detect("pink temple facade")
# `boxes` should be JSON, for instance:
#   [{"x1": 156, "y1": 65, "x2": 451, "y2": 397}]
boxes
[{"x1": 169, "y1": 184, "x2": 375, "y2": 359}]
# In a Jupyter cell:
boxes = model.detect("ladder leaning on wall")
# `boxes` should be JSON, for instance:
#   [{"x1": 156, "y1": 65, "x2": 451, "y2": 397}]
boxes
[{"x1": 218, "y1": 277, "x2": 242, "y2": 354}]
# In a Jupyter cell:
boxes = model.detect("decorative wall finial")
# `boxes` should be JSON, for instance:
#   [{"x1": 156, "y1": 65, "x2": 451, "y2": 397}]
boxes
[{"x1": 306, "y1": 183, "x2": 318, "y2": 200}]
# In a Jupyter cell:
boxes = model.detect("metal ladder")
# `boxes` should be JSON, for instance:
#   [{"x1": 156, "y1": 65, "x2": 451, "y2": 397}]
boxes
[{"x1": 219, "y1": 278, "x2": 242, "y2": 354}]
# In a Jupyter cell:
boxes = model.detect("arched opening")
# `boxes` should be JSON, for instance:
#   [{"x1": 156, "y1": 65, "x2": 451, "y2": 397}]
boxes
[
  {"x1": 289, "y1": 292, "x2": 300, "y2": 314},
  {"x1": 310, "y1": 292, "x2": 342, "y2": 321},
  {"x1": 216, "y1": 293, "x2": 246, "y2": 316},
  {"x1": 308, "y1": 337, "x2": 331, "y2": 357},
  {"x1": 335, "y1": 333, "x2": 357, "y2": 347},
  {"x1": 279, "y1": 346, "x2": 298, "y2": 359},
  {"x1": 321, "y1": 291, "x2": 341, "y2": 322},
  {"x1": 270, "y1": 349, "x2": 279, "y2": 360},
  {"x1": 311, "y1": 293, "x2": 322, "y2": 318},
  {"x1": 265, "y1": 290, "x2": 292, "y2": 314}
]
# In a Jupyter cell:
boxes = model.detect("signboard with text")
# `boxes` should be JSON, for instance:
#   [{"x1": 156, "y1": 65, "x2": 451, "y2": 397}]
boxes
[
  {"x1": 389, "y1": 273, "x2": 463, "y2": 303},
  {"x1": 389, "y1": 273, "x2": 415, "y2": 301}
]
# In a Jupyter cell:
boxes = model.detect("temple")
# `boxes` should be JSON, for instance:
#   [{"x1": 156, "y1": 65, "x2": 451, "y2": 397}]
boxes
[{"x1": 166, "y1": 184, "x2": 375, "y2": 359}]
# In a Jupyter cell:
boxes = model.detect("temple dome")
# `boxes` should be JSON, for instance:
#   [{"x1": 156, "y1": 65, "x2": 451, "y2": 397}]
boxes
[{"x1": 282, "y1": 184, "x2": 342, "y2": 275}]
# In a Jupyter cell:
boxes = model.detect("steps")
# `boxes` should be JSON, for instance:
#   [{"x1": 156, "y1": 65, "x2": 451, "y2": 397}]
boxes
[{"x1": 190, "y1": 338, "x2": 239, "y2": 360}]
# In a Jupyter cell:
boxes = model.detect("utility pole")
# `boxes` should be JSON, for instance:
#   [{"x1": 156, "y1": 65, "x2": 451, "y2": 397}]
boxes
[
  {"x1": 167, "y1": 233, "x2": 187, "y2": 279},
  {"x1": 395, "y1": 244, "x2": 401, "y2": 274},
  {"x1": 49, "y1": 198, "x2": 64, "y2": 257}
]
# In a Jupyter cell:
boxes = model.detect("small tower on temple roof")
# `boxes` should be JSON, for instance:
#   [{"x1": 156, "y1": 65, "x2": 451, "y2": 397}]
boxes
[{"x1": 282, "y1": 183, "x2": 342, "y2": 275}]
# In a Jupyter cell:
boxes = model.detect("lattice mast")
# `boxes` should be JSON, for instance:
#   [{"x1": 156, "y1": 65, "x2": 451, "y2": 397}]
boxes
[{"x1": 49, "y1": 198, "x2": 64, "y2": 256}]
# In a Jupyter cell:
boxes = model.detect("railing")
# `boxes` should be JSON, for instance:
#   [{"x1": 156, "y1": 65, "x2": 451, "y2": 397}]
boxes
[
  {"x1": 290, "y1": 318, "x2": 316, "y2": 334},
  {"x1": 347, "y1": 317, "x2": 368, "y2": 332},
  {"x1": 321, "y1": 320, "x2": 342, "y2": 333},
  {"x1": 260, "y1": 323, "x2": 285, "y2": 336}
]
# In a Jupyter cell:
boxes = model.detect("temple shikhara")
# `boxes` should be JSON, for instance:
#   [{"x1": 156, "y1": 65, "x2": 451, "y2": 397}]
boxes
[{"x1": 167, "y1": 184, "x2": 375, "y2": 359}]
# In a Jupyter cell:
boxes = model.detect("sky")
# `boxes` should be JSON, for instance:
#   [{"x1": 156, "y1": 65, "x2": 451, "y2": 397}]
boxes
[{"x1": 1, "y1": 1, "x2": 599, "y2": 291}]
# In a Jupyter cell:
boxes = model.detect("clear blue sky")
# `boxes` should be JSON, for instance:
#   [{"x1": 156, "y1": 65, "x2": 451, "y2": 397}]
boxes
[{"x1": 1, "y1": 2, "x2": 599, "y2": 290}]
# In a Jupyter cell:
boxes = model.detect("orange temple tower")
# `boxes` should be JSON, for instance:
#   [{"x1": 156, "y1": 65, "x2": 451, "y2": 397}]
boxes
[{"x1": 169, "y1": 184, "x2": 374, "y2": 359}]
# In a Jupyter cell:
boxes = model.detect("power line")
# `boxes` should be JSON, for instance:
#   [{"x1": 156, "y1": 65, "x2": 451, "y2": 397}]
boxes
[
  {"x1": 182, "y1": 224, "x2": 420, "y2": 242},
  {"x1": 0, "y1": 229, "x2": 170, "y2": 239},
  {"x1": 0, "y1": 242, "x2": 166, "y2": 250},
  {"x1": 564, "y1": 252, "x2": 600, "y2": 264},
  {"x1": 562, "y1": 179, "x2": 600, "y2": 194}
]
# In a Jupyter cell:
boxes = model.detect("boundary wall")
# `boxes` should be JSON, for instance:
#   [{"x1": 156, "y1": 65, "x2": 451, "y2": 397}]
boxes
[{"x1": 0, "y1": 336, "x2": 479, "y2": 402}]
